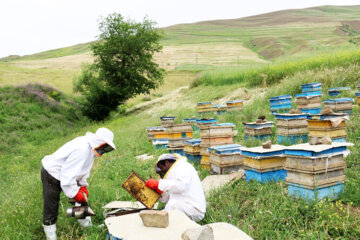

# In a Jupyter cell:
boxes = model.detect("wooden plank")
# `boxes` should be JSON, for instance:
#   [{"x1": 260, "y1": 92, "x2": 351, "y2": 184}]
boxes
[
  {"x1": 201, "y1": 137, "x2": 234, "y2": 145},
  {"x1": 308, "y1": 119, "x2": 346, "y2": 129},
  {"x1": 308, "y1": 129, "x2": 347, "y2": 138},
  {"x1": 276, "y1": 119, "x2": 308, "y2": 128},
  {"x1": 244, "y1": 127, "x2": 272, "y2": 136},
  {"x1": 211, "y1": 164, "x2": 243, "y2": 174}
]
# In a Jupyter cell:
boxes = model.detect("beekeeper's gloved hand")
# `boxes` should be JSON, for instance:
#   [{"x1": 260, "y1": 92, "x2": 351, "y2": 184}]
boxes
[
  {"x1": 74, "y1": 187, "x2": 88, "y2": 203},
  {"x1": 145, "y1": 179, "x2": 163, "y2": 194}
]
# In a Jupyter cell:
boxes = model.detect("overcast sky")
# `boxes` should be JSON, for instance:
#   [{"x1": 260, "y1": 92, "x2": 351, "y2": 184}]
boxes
[{"x1": 0, "y1": 0, "x2": 359, "y2": 58}]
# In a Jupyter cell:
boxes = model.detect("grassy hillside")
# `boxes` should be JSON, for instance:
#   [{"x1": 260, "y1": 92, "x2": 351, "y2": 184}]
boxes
[{"x1": 2, "y1": 50, "x2": 360, "y2": 239}]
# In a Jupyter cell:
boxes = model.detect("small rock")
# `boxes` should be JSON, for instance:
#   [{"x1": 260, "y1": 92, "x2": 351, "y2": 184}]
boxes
[
  {"x1": 139, "y1": 210, "x2": 169, "y2": 228},
  {"x1": 321, "y1": 106, "x2": 333, "y2": 115},
  {"x1": 321, "y1": 136, "x2": 332, "y2": 145},
  {"x1": 295, "y1": 108, "x2": 303, "y2": 114},
  {"x1": 182, "y1": 225, "x2": 214, "y2": 240},
  {"x1": 262, "y1": 140, "x2": 272, "y2": 149},
  {"x1": 310, "y1": 137, "x2": 321, "y2": 145},
  {"x1": 289, "y1": 109, "x2": 296, "y2": 114}
]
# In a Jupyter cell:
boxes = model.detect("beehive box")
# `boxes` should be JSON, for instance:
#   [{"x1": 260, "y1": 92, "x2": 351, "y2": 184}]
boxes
[
  {"x1": 197, "y1": 102, "x2": 212, "y2": 113},
  {"x1": 201, "y1": 154, "x2": 210, "y2": 170},
  {"x1": 211, "y1": 164, "x2": 243, "y2": 174},
  {"x1": 201, "y1": 136, "x2": 235, "y2": 145},
  {"x1": 168, "y1": 147, "x2": 184, "y2": 155},
  {"x1": 284, "y1": 142, "x2": 352, "y2": 157},
  {"x1": 285, "y1": 153, "x2": 345, "y2": 173},
  {"x1": 184, "y1": 139, "x2": 201, "y2": 154},
  {"x1": 200, "y1": 123, "x2": 235, "y2": 138},
  {"x1": 160, "y1": 116, "x2": 175, "y2": 127},
  {"x1": 184, "y1": 153, "x2": 201, "y2": 163},
  {"x1": 196, "y1": 118, "x2": 217, "y2": 129},
  {"x1": 323, "y1": 98, "x2": 353, "y2": 113},
  {"x1": 226, "y1": 100, "x2": 244, "y2": 111},
  {"x1": 242, "y1": 144, "x2": 287, "y2": 183},
  {"x1": 308, "y1": 119, "x2": 347, "y2": 140},
  {"x1": 168, "y1": 138, "x2": 191, "y2": 147},
  {"x1": 287, "y1": 182, "x2": 345, "y2": 201},
  {"x1": 301, "y1": 82, "x2": 322, "y2": 92},
  {"x1": 166, "y1": 123, "x2": 193, "y2": 133},
  {"x1": 146, "y1": 126, "x2": 167, "y2": 141},
  {"x1": 209, "y1": 144, "x2": 243, "y2": 166},
  {"x1": 328, "y1": 87, "x2": 351, "y2": 97},
  {"x1": 168, "y1": 132, "x2": 193, "y2": 139},
  {"x1": 183, "y1": 118, "x2": 200, "y2": 131},
  {"x1": 244, "y1": 121, "x2": 274, "y2": 137},
  {"x1": 122, "y1": 171, "x2": 160, "y2": 209},
  {"x1": 295, "y1": 95, "x2": 322, "y2": 105},
  {"x1": 269, "y1": 95, "x2": 292, "y2": 113},
  {"x1": 286, "y1": 169, "x2": 345, "y2": 188}
]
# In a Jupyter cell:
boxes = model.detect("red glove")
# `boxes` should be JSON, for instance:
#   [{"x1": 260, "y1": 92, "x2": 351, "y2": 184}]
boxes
[
  {"x1": 145, "y1": 179, "x2": 163, "y2": 194},
  {"x1": 75, "y1": 187, "x2": 88, "y2": 203},
  {"x1": 80, "y1": 186, "x2": 89, "y2": 197}
]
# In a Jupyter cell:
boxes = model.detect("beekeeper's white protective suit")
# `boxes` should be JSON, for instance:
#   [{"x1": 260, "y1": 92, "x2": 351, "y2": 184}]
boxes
[{"x1": 158, "y1": 156, "x2": 206, "y2": 222}]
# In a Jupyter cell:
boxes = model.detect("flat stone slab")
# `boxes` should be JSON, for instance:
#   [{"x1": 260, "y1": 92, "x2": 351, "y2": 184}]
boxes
[
  {"x1": 139, "y1": 210, "x2": 169, "y2": 228},
  {"x1": 105, "y1": 210, "x2": 200, "y2": 240},
  {"x1": 201, "y1": 171, "x2": 244, "y2": 195},
  {"x1": 207, "y1": 222, "x2": 253, "y2": 240}
]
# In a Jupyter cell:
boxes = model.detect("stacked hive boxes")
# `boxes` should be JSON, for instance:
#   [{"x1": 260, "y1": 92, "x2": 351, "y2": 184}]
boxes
[
  {"x1": 357, "y1": 93, "x2": 360, "y2": 111},
  {"x1": 197, "y1": 102, "x2": 212, "y2": 114},
  {"x1": 268, "y1": 95, "x2": 292, "y2": 114},
  {"x1": 199, "y1": 123, "x2": 236, "y2": 170},
  {"x1": 308, "y1": 113, "x2": 348, "y2": 142},
  {"x1": 328, "y1": 87, "x2": 351, "y2": 97},
  {"x1": 323, "y1": 98, "x2": 353, "y2": 115},
  {"x1": 208, "y1": 144, "x2": 243, "y2": 174},
  {"x1": 166, "y1": 123, "x2": 193, "y2": 155},
  {"x1": 242, "y1": 145, "x2": 287, "y2": 183},
  {"x1": 244, "y1": 121, "x2": 274, "y2": 140},
  {"x1": 226, "y1": 100, "x2": 244, "y2": 112},
  {"x1": 146, "y1": 126, "x2": 168, "y2": 149},
  {"x1": 284, "y1": 142, "x2": 352, "y2": 201},
  {"x1": 275, "y1": 113, "x2": 308, "y2": 144},
  {"x1": 295, "y1": 82, "x2": 322, "y2": 114},
  {"x1": 184, "y1": 139, "x2": 202, "y2": 163}
]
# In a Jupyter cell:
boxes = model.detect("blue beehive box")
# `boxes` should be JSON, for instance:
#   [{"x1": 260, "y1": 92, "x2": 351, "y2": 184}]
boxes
[
  {"x1": 328, "y1": 87, "x2": 351, "y2": 97},
  {"x1": 299, "y1": 107, "x2": 322, "y2": 115},
  {"x1": 295, "y1": 91, "x2": 322, "y2": 98},
  {"x1": 183, "y1": 118, "x2": 200, "y2": 131},
  {"x1": 184, "y1": 153, "x2": 201, "y2": 163},
  {"x1": 269, "y1": 95, "x2": 292, "y2": 113},
  {"x1": 301, "y1": 82, "x2": 322, "y2": 92},
  {"x1": 245, "y1": 169, "x2": 287, "y2": 183},
  {"x1": 288, "y1": 182, "x2": 345, "y2": 201}
]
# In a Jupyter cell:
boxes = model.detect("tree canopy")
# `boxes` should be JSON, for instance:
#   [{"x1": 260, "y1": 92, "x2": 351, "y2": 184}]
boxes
[{"x1": 74, "y1": 13, "x2": 165, "y2": 120}]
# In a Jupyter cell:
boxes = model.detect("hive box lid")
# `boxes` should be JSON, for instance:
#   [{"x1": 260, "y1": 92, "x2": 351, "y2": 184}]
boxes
[
  {"x1": 226, "y1": 100, "x2": 244, "y2": 103},
  {"x1": 241, "y1": 144, "x2": 287, "y2": 158},
  {"x1": 285, "y1": 142, "x2": 354, "y2": 157},
  {"x1": 302, "y1": 82, "x2": 322, "y2": 88},
  {"x1": 323, "y1": 98, "x2": 353, "y2": 103},
  {"x1": 208, "y1": 144, "x2": 243, "y2": 154},
  {"x1": 295, "y1": 91, "x2": 322, "y2": 98},
  {"x1": 196, "y1": 118, "x2": 217, "y2": 124},
  {"x1": 275, "y1": 113, "x2": 308, "y2": 120},
  {"x1": 268, "y1": 95, "x2": 292, "y2": 101},
  {"x1": 328, "y1": 87, "x2": 351, "y2": 92},
  {"x1": 146, "y1": 126, "x2": 166, "y2": 131},
  {"x1": 184, "y1": 138, "x2": 201, "y2": 145}
]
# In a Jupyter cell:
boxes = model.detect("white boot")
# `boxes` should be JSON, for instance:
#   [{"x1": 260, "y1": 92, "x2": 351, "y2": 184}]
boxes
[
  {"x1": 43, "y1": 224, "x2": 56, "y2": 240},
  {"x1": 77, "y1": 216, "x2": 92, "y2": 228}
]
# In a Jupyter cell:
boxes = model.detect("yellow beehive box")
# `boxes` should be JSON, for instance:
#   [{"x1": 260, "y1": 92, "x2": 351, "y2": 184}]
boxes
[
  {"x1": 244, "y1": 156, "x2": 285, "y2": 171},
  {"x1": 168, "y1": 132, "x2": 193, "y2": 139}
]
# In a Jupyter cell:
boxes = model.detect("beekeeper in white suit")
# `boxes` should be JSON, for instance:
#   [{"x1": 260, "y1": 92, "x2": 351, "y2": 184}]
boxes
[
  {"x1": 41, "y1": 128, "x2": 116, "y2": 240},
  {"x1": 145, "y1": 154, "x2": 206, "y2": 222}
]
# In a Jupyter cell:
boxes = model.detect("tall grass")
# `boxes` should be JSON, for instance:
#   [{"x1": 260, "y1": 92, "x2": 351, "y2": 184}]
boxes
[{"x1": 192, "y1": 50, "x2": 360, "y2": 87}]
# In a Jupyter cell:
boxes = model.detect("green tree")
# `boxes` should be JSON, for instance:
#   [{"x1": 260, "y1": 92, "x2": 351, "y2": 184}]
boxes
[{"x1": 74, "y1": 13, "x2": 165, "y2": 120}]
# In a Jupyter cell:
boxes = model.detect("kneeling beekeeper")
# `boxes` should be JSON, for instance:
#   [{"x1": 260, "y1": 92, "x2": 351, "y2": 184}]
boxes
[
  {"x1": 41, "y1": 128, "x2": 116, "y2": 240},
  {"x1": 145, "y1": 154, "x2": 206, "y2": 222}
]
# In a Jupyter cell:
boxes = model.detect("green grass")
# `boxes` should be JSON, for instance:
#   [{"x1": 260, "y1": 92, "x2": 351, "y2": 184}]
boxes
[{"x1": 192, "y1": 49, "x2": 360, "y2": 87}]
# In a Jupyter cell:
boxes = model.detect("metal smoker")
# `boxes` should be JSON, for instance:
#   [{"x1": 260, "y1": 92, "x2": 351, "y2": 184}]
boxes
[{"x1": 66, "y1": 192, "x2": 96, "y2": 219}]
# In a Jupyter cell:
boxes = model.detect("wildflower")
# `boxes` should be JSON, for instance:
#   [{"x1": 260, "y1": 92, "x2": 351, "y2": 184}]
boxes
[
  {"x1": 249, "y1": 226, "x2": 254, "y2": 230},
  {"x1": 228, "y1": 214, "x2": 232, "y2": 218}
]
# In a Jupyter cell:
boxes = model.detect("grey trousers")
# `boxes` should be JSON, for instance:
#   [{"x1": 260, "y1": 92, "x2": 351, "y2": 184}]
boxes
[{"x1": 41, "y1": 167, "x2": 62, "y2": 225}]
